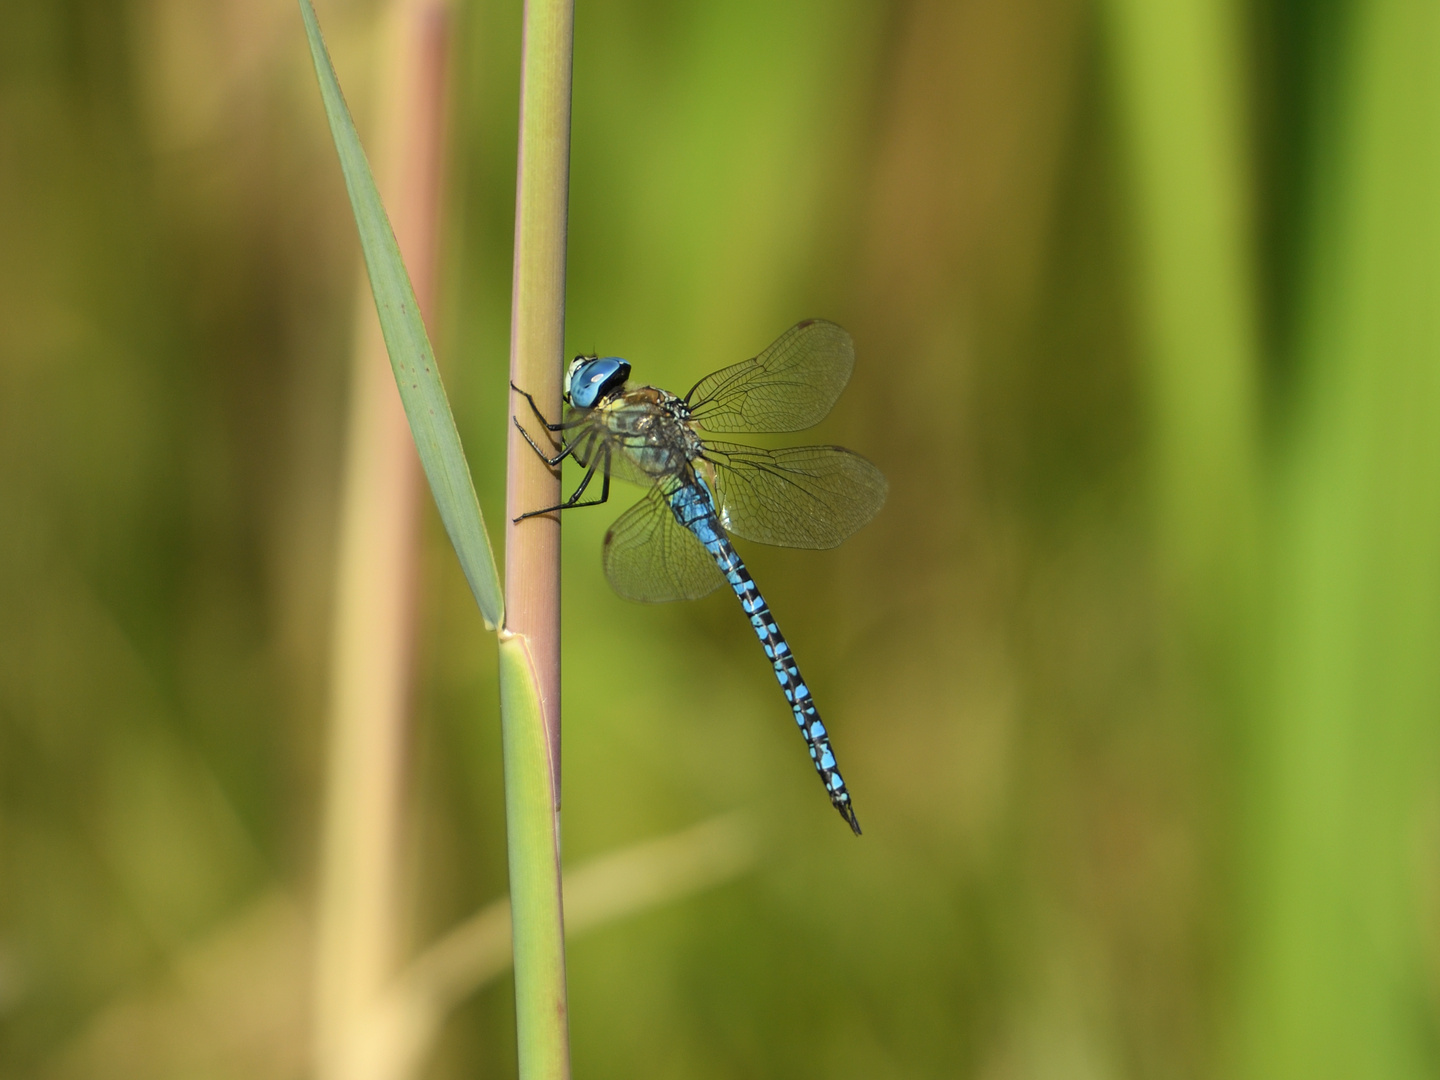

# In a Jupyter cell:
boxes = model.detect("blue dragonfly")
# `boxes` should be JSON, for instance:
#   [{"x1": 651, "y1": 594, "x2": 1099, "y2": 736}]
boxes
[{"x1": 512, "y1": 319, "x2": 886, "y2": 834}]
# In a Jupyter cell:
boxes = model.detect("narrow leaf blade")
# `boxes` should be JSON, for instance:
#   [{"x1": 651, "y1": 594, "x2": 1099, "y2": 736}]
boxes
[{"x1": 299, "y1": 0, "x2": 503, "y2": 629}]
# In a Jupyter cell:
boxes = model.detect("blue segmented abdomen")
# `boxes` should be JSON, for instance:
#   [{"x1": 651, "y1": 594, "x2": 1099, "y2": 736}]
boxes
[{"x1": 666, "y1": 479, "x2": 862, "y2": 835}]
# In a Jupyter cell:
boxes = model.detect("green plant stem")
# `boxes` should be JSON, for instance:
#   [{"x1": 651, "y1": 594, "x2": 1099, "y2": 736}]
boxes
[
  {"x1": 501, "y1": 0, "x2": 575, "y2": 1076},
  {"x1": 499, "y1": 635, "x2": 570, "y2": 1080}
]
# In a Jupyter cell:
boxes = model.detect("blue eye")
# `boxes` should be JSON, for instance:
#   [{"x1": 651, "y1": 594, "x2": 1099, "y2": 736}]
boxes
[{"x1": 566, "y1": 356, "x2": 630, "y2": 408}]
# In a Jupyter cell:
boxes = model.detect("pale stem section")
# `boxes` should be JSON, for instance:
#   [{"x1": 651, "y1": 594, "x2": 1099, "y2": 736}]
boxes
[
  {"x1": 504, "y1": 0, "x2": 572, "y2": 783},
  {"x1": 312, "y1": 4, "x2": 450, "y2": 1080}
]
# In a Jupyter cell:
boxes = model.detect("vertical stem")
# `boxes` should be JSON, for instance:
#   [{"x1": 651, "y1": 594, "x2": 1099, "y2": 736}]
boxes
[
  {"x1": 504, "y1": 0, "x2": 571, "y2": 776},
  {"x1": 499, "y1": 634, "x2": 571, "y2": 1079},
  {"x1": 312, "y1": 5, "x2": 450, "y2": 1079},
  {"x1": 502, "y1": 0, "x2": 574, "y2": 1075}
]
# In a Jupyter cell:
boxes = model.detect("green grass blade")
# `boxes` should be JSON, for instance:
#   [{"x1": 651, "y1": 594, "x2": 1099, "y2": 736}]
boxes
[
  {"x1": 498, "y1": 633, "x2": 570, "y2": 1080},
  {"x1": 299, "y1": 0, "x2": 502, "y2": 630}
]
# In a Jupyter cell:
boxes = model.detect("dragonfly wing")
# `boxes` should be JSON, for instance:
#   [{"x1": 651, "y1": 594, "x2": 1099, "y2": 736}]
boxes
[
  {"x1": 686, "y1": 319, "x2": 855, "y2": 433},
  {"x1": 703, "y1": 442, "x2": 887, "y2": 549},
  {"x1": 602, "y1": 485, "x2": 726, "y2": 603}
]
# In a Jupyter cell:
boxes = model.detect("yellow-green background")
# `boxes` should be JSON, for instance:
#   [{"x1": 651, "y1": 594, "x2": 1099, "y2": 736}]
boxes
[{"x1": 3, "y1": 0, "x2": 1439, "y2": 1077}]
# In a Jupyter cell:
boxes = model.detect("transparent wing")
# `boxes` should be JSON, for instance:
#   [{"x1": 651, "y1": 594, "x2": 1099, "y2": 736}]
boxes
[
  {"x1": 602, "y1": 485, "x2": 726, "y2": 603},
  {"x1": 685, "y1": 319, "x2": 855, "y2": 433},
  {"x1": 703, "y1": 442, "x2": 887, "y2": 549}
]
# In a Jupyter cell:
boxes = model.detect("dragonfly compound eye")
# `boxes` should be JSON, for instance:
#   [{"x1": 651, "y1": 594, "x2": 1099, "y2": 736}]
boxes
[{"x1": 566, "y1": 356, "x2": 631, "y2": 408}]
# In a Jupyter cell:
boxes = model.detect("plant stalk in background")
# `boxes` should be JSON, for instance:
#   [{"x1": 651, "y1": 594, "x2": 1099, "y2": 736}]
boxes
[{"x1": 311, "y1": 3, "x2": 450, "y2": 1079}]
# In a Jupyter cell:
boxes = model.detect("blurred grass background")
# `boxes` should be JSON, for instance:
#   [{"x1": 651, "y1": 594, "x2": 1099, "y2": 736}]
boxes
[{"x1": 2, "y1": 0, "x2": 1439, "y2": 1078}]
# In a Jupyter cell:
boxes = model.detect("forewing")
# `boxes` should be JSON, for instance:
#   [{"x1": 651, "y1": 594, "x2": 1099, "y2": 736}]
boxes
[
  {"x1": 704, "y1": 442, "x2": 887, "y2": 549},
  {"x1": 602, "y1": 485, "x2": 726, "y2": 603},
  {"x1": 686, "y1": 319, "x2": 855, "y2": 433}
]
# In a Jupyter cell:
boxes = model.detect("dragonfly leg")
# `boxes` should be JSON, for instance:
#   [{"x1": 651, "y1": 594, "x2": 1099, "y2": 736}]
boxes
[
  {"x1": 510, "y1": 381, "x2": 589, "y2": 432},
  {"x1": 512, "y1": 415, "x2": 573, "y2": 467},
  {"x1": 513, "y1": 452, "x2": 612, "y2": 522}
]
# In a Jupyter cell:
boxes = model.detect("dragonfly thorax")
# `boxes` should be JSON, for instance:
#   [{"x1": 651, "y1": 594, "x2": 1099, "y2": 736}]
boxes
[
  {"x1": 565, "y1": 354, "x2": 631, "y2": 409},
  {"x1": 593, "y1": 385, "x2": 705, "y2": 479}
]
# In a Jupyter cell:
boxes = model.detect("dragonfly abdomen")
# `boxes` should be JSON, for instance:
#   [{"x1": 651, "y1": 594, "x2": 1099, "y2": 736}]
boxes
[{"x1": 665, "y1": 480, "x2": 862, "y2": 835}]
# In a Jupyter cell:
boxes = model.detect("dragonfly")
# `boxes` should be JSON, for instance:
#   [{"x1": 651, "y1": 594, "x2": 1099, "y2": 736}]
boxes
[{"x1": 511, "y1": 319, "x2": 886, "y2": 834}]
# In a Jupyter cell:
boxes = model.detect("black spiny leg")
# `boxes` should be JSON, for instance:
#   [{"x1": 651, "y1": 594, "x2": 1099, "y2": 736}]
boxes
[
  {"x1": 512, "y1": 381, "x2": 593, "y2": 468},
  {"x1": 510, "y1": 383, "x2": 612, "y2": 522},
  {"x1": 513, "y1": 415, "x2": 575, "y2": 467},
  {"x1": 511, "y1": 381, "x2": 588, "y2": 432},
  {"x1": 513, "y1": 449, "x2": 613, "y2": 522}
]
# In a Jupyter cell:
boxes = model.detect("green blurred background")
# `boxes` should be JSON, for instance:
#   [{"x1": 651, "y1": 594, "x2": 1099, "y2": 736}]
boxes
[{"x1": 4, "y1": 0, "x2": 1440, "y2": 1077}]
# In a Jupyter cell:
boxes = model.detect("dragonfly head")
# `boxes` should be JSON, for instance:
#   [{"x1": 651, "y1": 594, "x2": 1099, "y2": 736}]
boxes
[{"x1": 565, "y1": 354, "x2": 630, "y2": 408}]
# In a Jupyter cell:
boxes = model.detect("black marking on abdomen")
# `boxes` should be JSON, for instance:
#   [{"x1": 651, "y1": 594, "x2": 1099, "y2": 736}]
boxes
[{"x1": 667, "y1": 480, "x2": 861, "y2": 834}]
